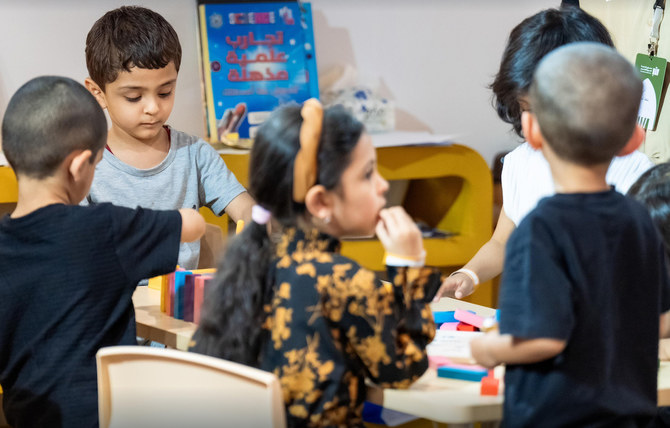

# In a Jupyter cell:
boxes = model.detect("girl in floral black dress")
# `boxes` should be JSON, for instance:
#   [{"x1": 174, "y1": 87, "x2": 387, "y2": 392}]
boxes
[{"x1": 191, "y1": 100, "x2": 442, "y2": 427}]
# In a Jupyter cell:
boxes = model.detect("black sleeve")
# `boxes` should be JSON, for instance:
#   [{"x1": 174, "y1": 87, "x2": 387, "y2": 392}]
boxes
[{"x1": 108, "y1": 205, "x2": 182, "y2": 284}]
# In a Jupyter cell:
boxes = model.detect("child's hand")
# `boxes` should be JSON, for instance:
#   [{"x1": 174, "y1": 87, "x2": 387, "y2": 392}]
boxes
[
  {"x1": 375, "y1": 207, "x2": 424, "y2": 260},
  {"x1": 470, "y1": 333, "x2": 500, "y2": 369},
  {"x1": 434, "y1": 273, "x2": 476, "y2": 301}
]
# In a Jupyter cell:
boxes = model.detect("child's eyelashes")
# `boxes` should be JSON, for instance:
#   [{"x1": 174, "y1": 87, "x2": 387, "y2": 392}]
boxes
[{"x1": 123, "y1": 92, "x2": 173, "y2": 102}]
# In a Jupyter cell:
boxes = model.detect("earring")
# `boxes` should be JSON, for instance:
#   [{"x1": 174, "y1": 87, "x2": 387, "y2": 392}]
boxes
[{"x1": 322, "y1": 216, "x2": 331, "y2": 225}]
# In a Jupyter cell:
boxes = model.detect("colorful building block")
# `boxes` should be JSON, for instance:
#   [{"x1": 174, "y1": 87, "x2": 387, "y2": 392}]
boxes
[
  {"x1": 480, "y1": 371, "x2": 500, "y2": 396},
  {"x1": 437, "y1": 363, "x2": 488, "y2": 382},
  {"x1": 456, "y1": 322, "x2": 477, "y2": 332},
  {"x1": 433, "y1": 311, "x2": 457, "y2": 324},
  {"x1": 439, "y1": 322, "x2": 459, "y2": 331},
  {"x1": 454, "y1": 309, "x2": 485, "y2": 329}
]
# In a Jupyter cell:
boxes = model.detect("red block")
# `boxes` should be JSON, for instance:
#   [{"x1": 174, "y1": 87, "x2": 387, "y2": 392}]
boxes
[
  {"x1": 480, "y1": 376, "x2": 500, "y2": 396},
  {"x1": 456, "y1": 321, "x2": 477, "y2": 331}
]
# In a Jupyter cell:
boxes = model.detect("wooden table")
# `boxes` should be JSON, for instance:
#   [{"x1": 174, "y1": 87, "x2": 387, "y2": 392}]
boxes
[
  {"x1": 133, "y1": 287, "x2": 197, "y2": 351},
  {"x1": 132, "y1": 287, "x2": 502, "y2": 424},
  {"x1": 370, "y1": 298, "x2": 503, "y2": 426},
  {"x1": 132, "y1": 287, "x2": 670, "y2": 425}
]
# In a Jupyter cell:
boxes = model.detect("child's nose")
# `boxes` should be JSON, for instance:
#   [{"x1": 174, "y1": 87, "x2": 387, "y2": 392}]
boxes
[
  {"x1": 144, "y1": 97, "x2": 160, "y2": 115},
  {"x1": 377, "y1": 173, "x2": 389, "y2": 194}
]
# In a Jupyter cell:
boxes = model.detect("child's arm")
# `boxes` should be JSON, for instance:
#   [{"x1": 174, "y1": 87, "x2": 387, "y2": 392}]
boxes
[
  {"x1": 434, "y1": 209, "x2": 515, "y2": 300},
  {"x1": 661, "y1": 311, "x2": 670, "y2": 338},
  {"x1": 223, "y1": 192, "x2": 254, "y2": 223},
  {"x1": 178, "y1": 208, "x2": 206, "y2": 243},
  {"x1": 470, "y1": 331, "x2": 567, "y2": 369},
  {"x1": 337, "y1": 207, "x2": 442, "y2": 387}
]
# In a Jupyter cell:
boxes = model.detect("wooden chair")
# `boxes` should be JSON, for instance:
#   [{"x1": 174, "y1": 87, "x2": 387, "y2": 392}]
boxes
[
  {"x1": 96, "y1": 346, "x2": 286, "y2": 428},
  {"x1": 197, "y1": 223, "x2": 225, "y2": 269}
]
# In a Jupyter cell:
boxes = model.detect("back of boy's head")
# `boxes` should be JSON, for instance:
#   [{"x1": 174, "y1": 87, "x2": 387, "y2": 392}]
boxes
[
  {"x1": 85, "y1": 6, "x2": 182, "y2": 89},
  {"x1": 628, "y1": 163, "x2": 670, "y2": 254},
  {"x1": 491, "y1": 7, "x2": 613, "y2": 138},
  {"x1": 529, "y1": 42, "x2": 642, "y2": 165},
  {"x1": 249, "y1": 104, "x2": 364, "y2": 226},
  {"x1": 2, "y1": 76, "x2": 107, "y2": 179}
]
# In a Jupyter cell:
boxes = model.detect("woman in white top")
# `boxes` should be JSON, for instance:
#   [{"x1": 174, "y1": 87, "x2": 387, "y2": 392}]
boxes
[{"x1": 435, "y1": 6, "x2": 653, "y2": 300}]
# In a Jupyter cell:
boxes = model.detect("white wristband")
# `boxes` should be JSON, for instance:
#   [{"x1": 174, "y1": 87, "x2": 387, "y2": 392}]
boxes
[
  {"x1": 384, "y1": 250, "x2": 426, "y2": 267},
  {"x1": 451, "y1": 268, "x2": 480, "y2": 286}
]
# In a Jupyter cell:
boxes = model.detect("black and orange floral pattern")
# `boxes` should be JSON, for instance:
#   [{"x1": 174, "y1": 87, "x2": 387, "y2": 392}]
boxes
[{"x1": 259, "y1": 227, "x2": 442, "y2": 427}]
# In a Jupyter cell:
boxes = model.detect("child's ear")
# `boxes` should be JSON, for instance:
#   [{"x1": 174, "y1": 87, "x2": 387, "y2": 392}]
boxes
[
  {"x1": 304, "y1": 185, "x2": 332, "y2": 222},
  {"x1": 68, "y1": 150, "x2": 94, "y2": 182},
  {"x1": 521, "y1": 111, "x2": 543, "y2": 150},
  {"x1": 84, "y1": 78, "x2": 107, "y2": 110},
  {"x1": 618, "y1": 124, "x2": 645, "y2": 156}
]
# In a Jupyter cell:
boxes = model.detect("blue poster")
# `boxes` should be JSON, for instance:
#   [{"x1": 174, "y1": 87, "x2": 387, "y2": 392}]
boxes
[{"x1": 198, "y1": 2, "x2": 319, "y2": 143}]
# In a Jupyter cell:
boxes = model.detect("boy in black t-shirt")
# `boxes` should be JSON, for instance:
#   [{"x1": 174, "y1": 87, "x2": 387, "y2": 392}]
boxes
[
  {"x1": 470, "y1": 43, "x2": 670, "y2": 426},
  {"x1": 0, "y1": 76, "x2": 205, "y2": 428}
]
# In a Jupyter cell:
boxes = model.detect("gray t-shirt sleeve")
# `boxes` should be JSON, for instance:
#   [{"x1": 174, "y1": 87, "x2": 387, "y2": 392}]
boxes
[{"x1": 194, "y1": 140, "x2": 246, "y2": 216}]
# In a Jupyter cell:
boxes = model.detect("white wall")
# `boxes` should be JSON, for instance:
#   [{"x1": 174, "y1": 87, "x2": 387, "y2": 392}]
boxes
[{"x1": 0, "y1": 0, "x2": 558, "y2": 166}]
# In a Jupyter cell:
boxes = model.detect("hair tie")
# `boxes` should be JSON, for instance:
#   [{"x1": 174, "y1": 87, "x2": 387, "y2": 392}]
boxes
[
  {"x1": 293, "y1": 98, "x2": 323, "y2": 203},
  {"x1": 251, "y1": 205, "x2": 271, "y2": 225}
]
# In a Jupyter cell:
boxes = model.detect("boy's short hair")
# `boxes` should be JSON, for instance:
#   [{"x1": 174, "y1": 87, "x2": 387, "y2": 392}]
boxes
[
  {"x1": 1, "y1": 76, "x2": 107, "y2": 179},
  {"x1": 85, "y1": 6, "x2": 182, "y2": 89},
  {"x1": 529, "y1": 42, "x2": 642, "y2": 165}
]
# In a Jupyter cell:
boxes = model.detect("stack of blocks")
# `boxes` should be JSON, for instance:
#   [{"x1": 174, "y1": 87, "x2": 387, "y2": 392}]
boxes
[
  {"x1": 431, "y1": 309, "x2": 500, "y2": 396},
  {"x1": 148, "y1": 268, "x2": 216, "y2": 324}
]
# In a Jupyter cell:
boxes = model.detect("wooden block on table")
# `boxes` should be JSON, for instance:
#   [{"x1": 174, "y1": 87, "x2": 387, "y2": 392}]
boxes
[
  {"x1": 183, "y1": 274, "x2": 199, "y2": 322},
  {"x1": 173, "y1": 270, "x2": 193, "y2": 320},
  {"x1": 480, "y1": 374, "x2": 500, "y2": 396},
  {"x1": 160, "y1": 274, "x2": 168, "y2": 313},
  {"x1": 439, "y1": 322, "x2": 459, "y2": 331},
  {"x1": 433, "y1": 311, "x2": 457, "y2": 324},
  {"x1": 437, "y1": 363, "x2": 488, "y2": 382},
  {"x1": 454, "y1": 309, "x2": 485, "y2": 329},
  {"x1": 147, "y1": 274, "x2": 162, "y2": 290},
  {"x1": 194, "y1": 275, "x2": 213, "y2": 324},
  {"x1": 166, "y1": 272, "x2": 175, "y2": 316},
  {"x1": 456, "y1": 322, "x2": 477, "y2": 332}
]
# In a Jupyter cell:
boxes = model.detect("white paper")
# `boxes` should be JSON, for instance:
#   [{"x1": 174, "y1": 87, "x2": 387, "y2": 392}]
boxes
[
  {"x1": 370, "y1": 131, "x2": 457, "y2": 148},
  {"x1": 427, "y1": 330, "x2": 483, "y2": 361}
]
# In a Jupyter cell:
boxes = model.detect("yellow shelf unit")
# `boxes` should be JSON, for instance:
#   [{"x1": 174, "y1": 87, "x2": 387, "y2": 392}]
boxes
[{"x1": 340, "y1": 144, "x2": 492, "y2": 271}]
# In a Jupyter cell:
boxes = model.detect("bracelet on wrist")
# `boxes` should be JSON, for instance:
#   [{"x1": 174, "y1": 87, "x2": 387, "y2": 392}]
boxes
[
  {"x1": 450, "y1": 268, "x2": 480, "y2": 286},
  {"x1": 384, "y1": 250, "x2": 426, "y2": 267}
]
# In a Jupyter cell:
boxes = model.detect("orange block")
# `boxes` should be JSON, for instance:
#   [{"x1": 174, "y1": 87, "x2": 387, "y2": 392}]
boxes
[{"x1": 480, "y1": 370, "x2": 500, "y2": 396}]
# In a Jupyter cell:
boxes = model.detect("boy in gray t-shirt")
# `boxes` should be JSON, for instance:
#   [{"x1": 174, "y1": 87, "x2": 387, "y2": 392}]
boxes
[{"x1": 82, "y1": 6, "x2": 254, "y2": 269}]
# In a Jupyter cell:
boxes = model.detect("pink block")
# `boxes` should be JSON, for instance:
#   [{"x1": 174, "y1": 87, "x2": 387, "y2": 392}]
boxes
[
  {"x1": 428, "y1": 355, "x2": 452, "y2": 370},
  {"x1": 193, "y1": 275, "x2": 213, "y2": 324},
  {"x1": 439, "y1": 322, "x2": 459, "y2": 331},
  {"x1": 441, "y1": 361, "x2": 487, "y2": 372},
  {"x1": 454, "y1": 309, "x2": 484, "y2": 328}
]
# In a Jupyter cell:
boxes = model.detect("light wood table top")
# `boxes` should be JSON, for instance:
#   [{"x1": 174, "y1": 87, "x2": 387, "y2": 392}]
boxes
[
  {"x1": 132, "y1": 286, "x2": 670, "y2": 424},
  {"x1": 133, "y1": 286, "x2": 197, "y2": 351}
]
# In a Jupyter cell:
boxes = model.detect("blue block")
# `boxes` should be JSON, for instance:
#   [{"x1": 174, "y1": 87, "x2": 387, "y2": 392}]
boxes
[
  {"x1": 433, "y1": 311, "x2": 457, "y2": 323},
  {"x1": 173, "y1": 270, "x2": 192, "y2": 320},
  {"x1": 437, "y1": 365, "x2": 488, "y2": 382}
]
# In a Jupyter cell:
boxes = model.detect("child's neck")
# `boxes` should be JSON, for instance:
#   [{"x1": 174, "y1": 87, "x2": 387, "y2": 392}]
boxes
[
  {"x1": 11, "y1": 176, "x2": 73, "y2": 218},
  {"x1": 548, "y1": 157, "x2": 610, "y2": 194},
  {"x1": 106, "y1": 126, "x2": 170, "y2": 169}
]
